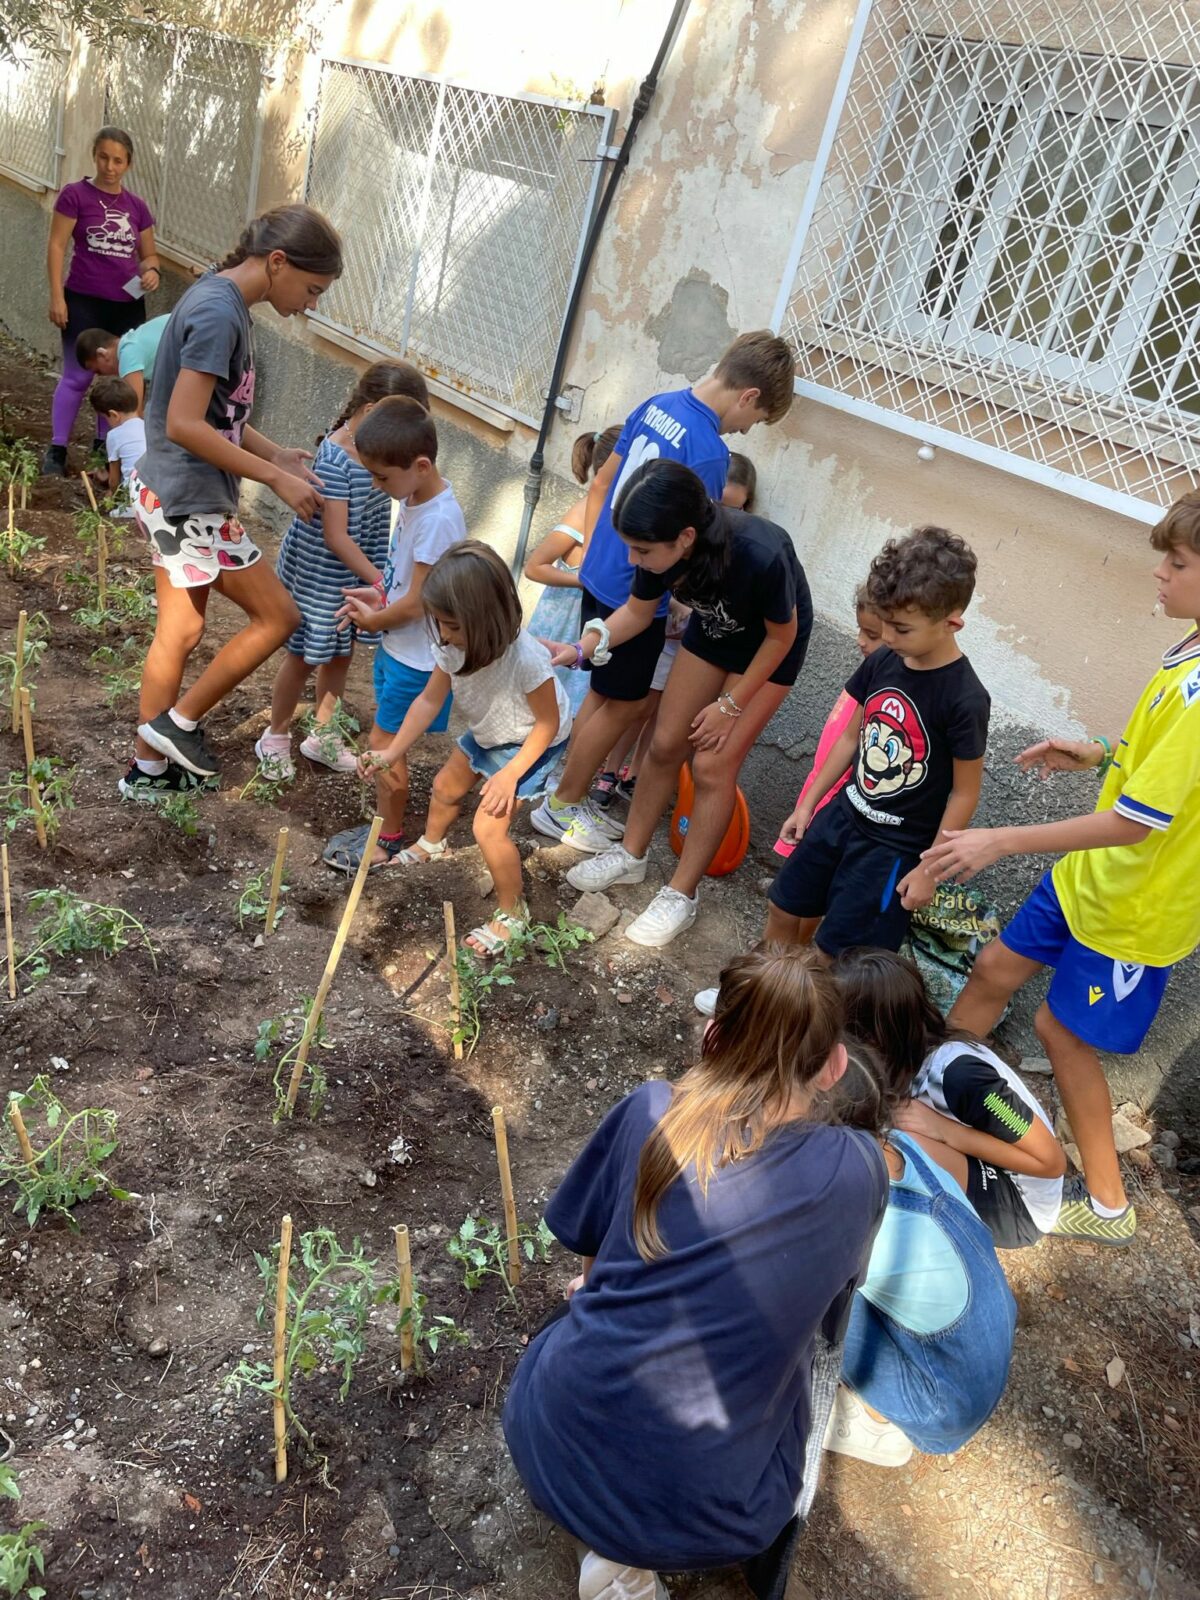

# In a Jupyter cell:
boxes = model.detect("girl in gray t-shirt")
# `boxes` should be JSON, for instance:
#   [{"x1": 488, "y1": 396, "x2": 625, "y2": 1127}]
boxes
[{"x1": 121, "y1": 204, "x2": 343, "y2": 801}]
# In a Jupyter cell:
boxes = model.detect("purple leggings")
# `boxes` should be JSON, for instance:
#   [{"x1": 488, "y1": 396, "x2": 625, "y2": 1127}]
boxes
[{"x1": 52, "y1": 288, "x2": 145, "y2": 446}]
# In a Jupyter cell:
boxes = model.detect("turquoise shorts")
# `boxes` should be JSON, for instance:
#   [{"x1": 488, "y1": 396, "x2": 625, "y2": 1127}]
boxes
[{"x1": 373, "y1": 650, "x2": 451, "y2": 736}]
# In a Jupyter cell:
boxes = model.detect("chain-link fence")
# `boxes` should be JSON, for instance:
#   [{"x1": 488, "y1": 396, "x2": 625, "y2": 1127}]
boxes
[
  {"x1": 106, "y1": 25, "x2": 266, "y2": 268},
  {"x1": 778, "y1": 0, "x2": 1200, "y2": 520},
  {"x1": 0, "y1": 43, "x2": 65, "y2": 190},
  {"x1": 304, "y1": 59, "x2": 615, "y2": 425}
]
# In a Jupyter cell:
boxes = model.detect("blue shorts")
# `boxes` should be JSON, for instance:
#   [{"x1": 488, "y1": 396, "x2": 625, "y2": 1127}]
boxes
[
  {"x1": 457, "y1": 732, "x2": 567, "y2": 799},
  {"x1": 373, "y1": 650, "x2": 450, "y2": 736},
  {"x1": 1001, "y1": 871, "x2": 1171, "y2": 1053}
]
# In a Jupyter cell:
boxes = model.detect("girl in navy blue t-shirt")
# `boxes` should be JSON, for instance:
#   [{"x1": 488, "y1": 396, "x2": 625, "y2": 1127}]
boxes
[{"x1": 503, "y1": 945, "x2": 886, "y2": 1600}]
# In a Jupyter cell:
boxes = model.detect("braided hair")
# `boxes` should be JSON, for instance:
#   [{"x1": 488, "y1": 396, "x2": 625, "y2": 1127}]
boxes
[{"x1": 218, "y1": 204, "x2": 342, "y2": 276}]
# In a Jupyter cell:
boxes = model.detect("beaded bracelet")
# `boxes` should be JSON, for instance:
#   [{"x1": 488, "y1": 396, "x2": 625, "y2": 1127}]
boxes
[{"x1": 718, "y1": 690, "x2": 742, "y2": 716}]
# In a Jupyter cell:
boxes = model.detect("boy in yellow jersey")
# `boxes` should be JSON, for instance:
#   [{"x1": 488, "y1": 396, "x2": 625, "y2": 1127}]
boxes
[{"x1": 921, "y1": 491, "x2": 1200, "y2": 1246}]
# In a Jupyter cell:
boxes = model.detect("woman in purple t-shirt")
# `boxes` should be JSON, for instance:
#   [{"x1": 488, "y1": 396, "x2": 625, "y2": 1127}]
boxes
[{"x1": 43, "y1": 126, "x2": 160, "y2": 476}]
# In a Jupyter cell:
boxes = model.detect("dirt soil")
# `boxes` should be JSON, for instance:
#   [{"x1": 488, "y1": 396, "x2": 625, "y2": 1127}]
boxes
[{"x1": 0, "y1": 331, "x2": 1196, "y2": 1600}]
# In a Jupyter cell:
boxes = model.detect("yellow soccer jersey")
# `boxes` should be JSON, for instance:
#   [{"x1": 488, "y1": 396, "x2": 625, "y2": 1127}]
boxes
[{"x1": 1053, "y1": 630, "x2": 1200, "y2": 967}]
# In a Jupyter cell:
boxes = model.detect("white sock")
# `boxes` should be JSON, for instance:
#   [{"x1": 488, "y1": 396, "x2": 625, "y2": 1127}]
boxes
[
  {"x1": 168, "y1": 707, "x2": 198, "y2": 732},
  {"x1": 1089, "y1": 1194, "x2": 1126, "y2": 1218},
  {"x1": 135, "y1": 757, "x2": 167, "y2": 776}
]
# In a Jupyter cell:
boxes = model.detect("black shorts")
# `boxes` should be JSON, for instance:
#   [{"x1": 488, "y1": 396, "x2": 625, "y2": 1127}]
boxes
[
  {"x1": 63, "y1": 287, "x2": 146, "y2": 354},
  {"x1": 965, "y1": 1159, "x2": 1043, "y2": 1250},
  {"x1": 580, "y1": 585, "x2": 668, "y2": 703},
  {"x1": 768, "y1": 795, "x2": 920, "y2": 956},
  {"x1": 681, "y1": 616, "x2": 809, "y2": 688}
]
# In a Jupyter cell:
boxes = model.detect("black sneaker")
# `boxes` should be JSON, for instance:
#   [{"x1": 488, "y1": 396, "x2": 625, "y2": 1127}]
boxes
[
  {"x1": 138, "y1": 713, "x2": 220, "y2": 778},
  {"x1": 118, "y1": 758, "x2": 202, "y2": 803},
  {"x1": 616, "y1": 773, "x2": 638, "y2": 803},
  {"x1": 589, "y1": 769, "x2": 620, "y2": 811},
  {"x1": 41, "y1": 443, "x2": 67, "y2": 478}
]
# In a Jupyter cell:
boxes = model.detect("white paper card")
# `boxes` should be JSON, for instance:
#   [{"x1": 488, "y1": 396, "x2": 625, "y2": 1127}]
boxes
[{"x1": 122, "y1": 275, "x2": 146, "y2": 299}]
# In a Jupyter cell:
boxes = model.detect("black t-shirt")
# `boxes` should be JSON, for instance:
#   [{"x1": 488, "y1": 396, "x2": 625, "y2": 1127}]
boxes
[
  {"x1": 631, "y1": 506, "x2": 812, "y2": 673},
  {"x1": 842, "y1": 647, "x2": 990, "y2": 849}
]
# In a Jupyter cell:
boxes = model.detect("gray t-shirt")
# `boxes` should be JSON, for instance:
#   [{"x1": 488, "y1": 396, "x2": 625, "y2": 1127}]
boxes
[{"x1": 137, "y1": 274, "x2": 255, "y2": 518}]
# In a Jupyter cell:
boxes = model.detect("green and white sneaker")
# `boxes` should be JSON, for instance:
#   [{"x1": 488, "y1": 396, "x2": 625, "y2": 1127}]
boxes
[
  {"x1": 530, "y1": 796, "x2": 622, "y2": 853},
  {"x1": 1050, "y1": 1175, "x2": 1137, "y2": 1247}
]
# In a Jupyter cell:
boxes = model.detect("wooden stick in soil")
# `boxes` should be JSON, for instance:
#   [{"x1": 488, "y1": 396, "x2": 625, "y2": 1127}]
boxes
[
  {"x1": 11, "y1": 609, "x2": 27, "y2": 735},
  {"x1": 7, "y1": 1099, "x2": 37, "y2": 1174},
  {"x1": 273, "y1": 1213, "x2": 293, "y2": 1483},
  {"x1": 492, "y1": 1105, "x2": 521, "y2": 1288},
  {"x1": 2, "y1": 842, "x2": 14, "y2": 1001},
  {"x1": 283, "y1": 813, "x2": 383, "y2": 1115},
  {"x1": 265, "y1": 825, "x2": 289, "y2": 937},
  {"x1": 394, "y1": 1224, "x2": 414, "y2": 1372},
  {"x1": 443, "y1": 899, "x2": 462, "y2": 1060},
  {"x1": 18, "y1": 689, "x2": 46, "y2": 851},
  {"x1": 80, "y1": 473, "x2": 107, "y2": 608},
  {"x1": 6, "y1": 482, "x2": 14, "y2": 581}
]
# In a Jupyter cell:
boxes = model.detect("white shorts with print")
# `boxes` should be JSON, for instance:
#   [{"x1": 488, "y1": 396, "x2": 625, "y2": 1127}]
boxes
[{"x1": 130, "y1": 470, "x2": 262, "y2": 590}]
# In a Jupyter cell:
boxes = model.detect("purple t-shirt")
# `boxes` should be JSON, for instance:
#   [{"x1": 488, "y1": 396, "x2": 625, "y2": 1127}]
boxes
[{"x1": 55, "y1": 179, "x2": 154, "y2": 301}]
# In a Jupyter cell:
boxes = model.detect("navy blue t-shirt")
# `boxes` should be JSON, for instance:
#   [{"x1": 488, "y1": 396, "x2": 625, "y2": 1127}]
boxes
[
  {"x1": 579, "y1": 388, "x2": 730, "y2": 614},
  {"x1": 502, "y1": 1082, "x2": 886, "y2": 1570}
]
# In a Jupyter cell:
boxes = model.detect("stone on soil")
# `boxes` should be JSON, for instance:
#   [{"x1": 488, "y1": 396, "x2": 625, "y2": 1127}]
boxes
[{"x1": 570, "y1": 892, "x2": 620, "y2": 940}]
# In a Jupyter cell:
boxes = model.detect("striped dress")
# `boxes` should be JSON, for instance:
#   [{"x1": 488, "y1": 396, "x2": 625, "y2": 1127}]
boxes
[{"x1": 276, "y1": 435, "x2": 392, "y2": 664}]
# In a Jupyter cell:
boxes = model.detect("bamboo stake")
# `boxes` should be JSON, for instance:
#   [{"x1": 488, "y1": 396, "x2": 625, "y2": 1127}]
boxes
[
  {"x1": 2, "y1": 842, "x2": 14, "y2": 1001},
  {"x1": 492, "y1": 1105, "x2": 520, "y2": 1288},
  {"x1": 283, "y1": 814, "x2": 383, "y2": 1115},
  {"x1": 265, "y1": 826, "x2": 289, "y2": 937},
  {"x1": 18, "y1": 690, "x2": 46, "y2": 850},
  {"x1": 443, "y1": 900, "x2": 462, "y2": 1061},
  {"x1": 394, "y1": 1224, "x2": 414, "y2": 1372},
  {"x1": 7, "y1": 1100, "x2": 36, "y2": 1174},
  {"x1": 11, "y1": 609, "x2": 27, "y2": 735},
  {"x1": 6, "y1": 483, "x2": 14, "y2": 580},
  {"x1": 273, "y1": 1213, "x2": 293, "y2": 1483},
  {"x1": 80, "y1": 474, "x2": 107, "y2": 609}
]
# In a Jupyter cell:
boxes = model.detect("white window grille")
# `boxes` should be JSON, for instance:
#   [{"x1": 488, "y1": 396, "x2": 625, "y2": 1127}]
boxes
[
  {"x1": 0, "y1": 42, "x2": 65, "y2": 191},
  {"x1": 776, "y1": 0, "x2": 1200, "y2": 522},
  {"x1": 105, "y1": 26, "x2": 266, "y2": 269},
  {"x1": 304, "y1": 58, "x2": 616, "y2": 426}
]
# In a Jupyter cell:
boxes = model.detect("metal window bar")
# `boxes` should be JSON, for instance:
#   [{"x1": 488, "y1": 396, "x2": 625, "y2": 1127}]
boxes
[
  {"x1": 0, "y1": 41, "x2": 66, "y2": 191},
  {"x1": 105, "y1": 25, "x2": 267, "y2": 269},
  {"x1": 777, "y1": 0, "x2": 1200, "y2": 522},
  {"x1": 304, "y1": 56, "x2": 616, "y2": 426}
]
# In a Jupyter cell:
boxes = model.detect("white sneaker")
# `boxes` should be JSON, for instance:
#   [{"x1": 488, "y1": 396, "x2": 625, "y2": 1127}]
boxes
[
  {"x1": 625, "y1": 887, "x2": 698, "y2": 948},
  {"x1": 578, "y1": 1551, "x2": 667, "y2": 1600},
  {"x1": 822, "y1": 1386, "x2": 913, "y2": 1467},
  {"x1": 300, "y1": 732, "x2": 358, "y2": 773},
  {"x1": 693, "y1": 986, "x2": 718, "y2": 1016},
  {"x1": 567, "y1": 844, "x2": 648, "y2": 892},
  {"x1": 254, "y1": 732, "x2": 295, "y2": 781}
]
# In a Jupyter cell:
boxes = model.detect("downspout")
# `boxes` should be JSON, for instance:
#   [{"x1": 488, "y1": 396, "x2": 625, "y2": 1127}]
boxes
[{"x1": 511, "y1": 0, "x2": 693, "y2": 576}]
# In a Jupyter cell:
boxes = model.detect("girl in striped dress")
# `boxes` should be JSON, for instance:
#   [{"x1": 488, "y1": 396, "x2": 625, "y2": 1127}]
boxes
[{"x1": 258, "y1": 361, "x2": 430, "y2": 776}]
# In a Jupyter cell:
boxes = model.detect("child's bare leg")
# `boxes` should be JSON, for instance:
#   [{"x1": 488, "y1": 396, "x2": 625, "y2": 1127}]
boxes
[
  {"x1": 268, "y1": 651, "x2": 310, "y2": 736},
  {"x1": 604, "y1": 700, "x2": 654, "y2": 777},
  {"x1": 948, "y1": 939, "x2": 1043, "y2": 1038},
  {"x1": 469, "y1": 801, "x2": 526, "y2": 951},
  {"x1": 135, "y1": 571, "x2": 210, "y2": 761},
  {"x1": 313, "y1": 655, "x2": 351, "y2": 723},
  {"x1": 764, "y1": 902, "x2": 811, "y2": 945},
  {"x1": 624, "y1": 696, "x2": 661, "y2": 780},
  {"x1": 370, "y1": 723, "x2": 408, "y2": 864},
  {"x1": 1035, "y1": 1002, "x2": 1126, "y2": 1210},
  {"x1": 174, "y1": 565, "x2": 301, "y2": 723},
  {"x1": 413, "y1": 749, "x2": 476, "y2": 854},
  {"x1": 554, "y1": 694, "x2": 650, "y2": 804}
]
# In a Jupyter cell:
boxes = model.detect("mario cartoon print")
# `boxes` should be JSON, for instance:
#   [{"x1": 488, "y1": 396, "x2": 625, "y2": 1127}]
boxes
[{"x1": 856, "y1": 689, "x2": 928, "y2": 800}]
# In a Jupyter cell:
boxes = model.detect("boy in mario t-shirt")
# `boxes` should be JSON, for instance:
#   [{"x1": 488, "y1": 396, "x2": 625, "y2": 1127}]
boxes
[{"x1": 768, "y1": 526, "x2": 991, "y2": 957}]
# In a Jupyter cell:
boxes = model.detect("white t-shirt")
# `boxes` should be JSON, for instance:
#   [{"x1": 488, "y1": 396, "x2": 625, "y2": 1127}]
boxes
[
  {"x1": 433, "y1": 629, "x2": 571, "y2": 750},
  {"x1": 106, "y1": 415, "x2": 147, "y2": 489},
  {"x1": 381, "y1": 482, "x2": 467, "y2": 670}
]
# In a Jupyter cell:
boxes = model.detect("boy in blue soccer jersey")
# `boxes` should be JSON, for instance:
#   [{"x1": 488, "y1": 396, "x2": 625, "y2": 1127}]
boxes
[
  {"x1": 531, "y1": 330, "x2": 796, "y2": 854},
  {"x1": 924, "y1": 491, "x2": 1200, "y2": 1247}
]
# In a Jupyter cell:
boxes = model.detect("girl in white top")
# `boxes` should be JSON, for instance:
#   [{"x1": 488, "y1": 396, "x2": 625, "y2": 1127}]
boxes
[{"x1": 360, "y1": 541, "x2": 570, "y2": 956}]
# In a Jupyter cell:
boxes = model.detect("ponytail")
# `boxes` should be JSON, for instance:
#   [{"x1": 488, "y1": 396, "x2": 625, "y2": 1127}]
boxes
[
  {"x1": 571, "y1": 423, "x2": 622, "y2": 484},
  {"x1": 218, "y1": 204, "x2": 343, "y2": 276},
  {"x1": 320, "y1": 359, "x2": 430, "y2": 445}
]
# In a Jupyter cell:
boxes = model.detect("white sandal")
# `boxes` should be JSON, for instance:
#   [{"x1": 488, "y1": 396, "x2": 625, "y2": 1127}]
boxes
[
  {"x1": 465, "y1": 904, "x2": 529, "y2": 959},
  {"x1": 395, "y1": 835, "x2": 450, "y2": 867}
]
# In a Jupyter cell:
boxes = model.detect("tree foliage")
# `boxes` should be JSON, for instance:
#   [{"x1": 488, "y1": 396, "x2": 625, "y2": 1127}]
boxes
[{"x1": 1, "y1": 0, "x2": 180, "y2": 62}]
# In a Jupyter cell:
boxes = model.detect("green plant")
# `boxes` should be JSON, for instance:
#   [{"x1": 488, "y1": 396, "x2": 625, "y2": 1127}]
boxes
[
  {"x1": 254, "y1": 998, "x2": 330, "y2": 1119},
  {"x1": 236, "y1": 868, "x2": 287, "y2": 931},
  {"x1": 298, "y1": 699, "x2": 360, "y2": 766},
  {"x1": 0, "y1": 758, "x2": 75, "y2": 842},
  {"x1": 240, "y1": 762, "x2": 293, "y2": 806},
  {"x1": 401, "y1": 1290, "x2": 470, "y2": 1365},
  {"x1": 87, "y1": 637, "x2": 143, "y2": 706},
  {"x1": 0, "y1": 1462, "x2": 45, "y2": 1599},
  {"x1": 446, "y1": 1214, "x2": 554, "y2": 1309},
  {"x1": 224, "y1": 1227, "x2": 392, "y2": 1477},
  {"x1": 72, "y1": 577, "x2": 153, "y2": 632},
  {"x1": 16, "y1": 888, "x2": 156, "y2": 986},
  {"x1": 159, "y1": 792, "x2": 200, "y2": 837},
  {"x1": 0, "y1": 523, "x2": 45, "y2": 580},
  {"x1": 1, "y1": 1076, "x2": 131, "y2": 1228},
  {"x1": 528, "y1": 913, "x2": 594, "y2": 973},
  {"x1": 0, "y1": 611, "x2": 48, "y2": 720},
  {"x1": 0, "y1": 440, "x2": 38, "y2": 502},
  {"x1": 446, "y1": 916, "x2": 592, "y2": 1055}
]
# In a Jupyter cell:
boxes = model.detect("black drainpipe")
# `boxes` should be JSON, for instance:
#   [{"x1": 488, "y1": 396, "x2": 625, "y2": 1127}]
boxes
[{"x1": 511, "y1": 0, "x2": 693, "y2": 576}]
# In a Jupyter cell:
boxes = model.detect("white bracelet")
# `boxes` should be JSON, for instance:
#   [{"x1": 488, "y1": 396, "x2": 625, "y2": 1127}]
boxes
[{"x1": 582, "y1": 617, "x2": 612, "y2": 666}]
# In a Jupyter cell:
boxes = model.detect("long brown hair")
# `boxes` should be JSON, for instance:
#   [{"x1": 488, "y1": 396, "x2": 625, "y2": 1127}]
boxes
[
  {"x1": 421, "y1": 540, "x2": 522, "y2": 674},
  {"x1": 833, "y1": 947, "x2": 973, "y2": 1110},
  {"x1": 218, "y1": 204, "x2": 343, "y2": 276},
  {"x1": 324, "y1": 360, "x2": 430, "y2": 442},
  {"x1": 570, "y1": 424, "x2": 621, "y2": 483},
  {"x1": 632, "y1": 945, "x2": 844, "y2": 1261}
]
